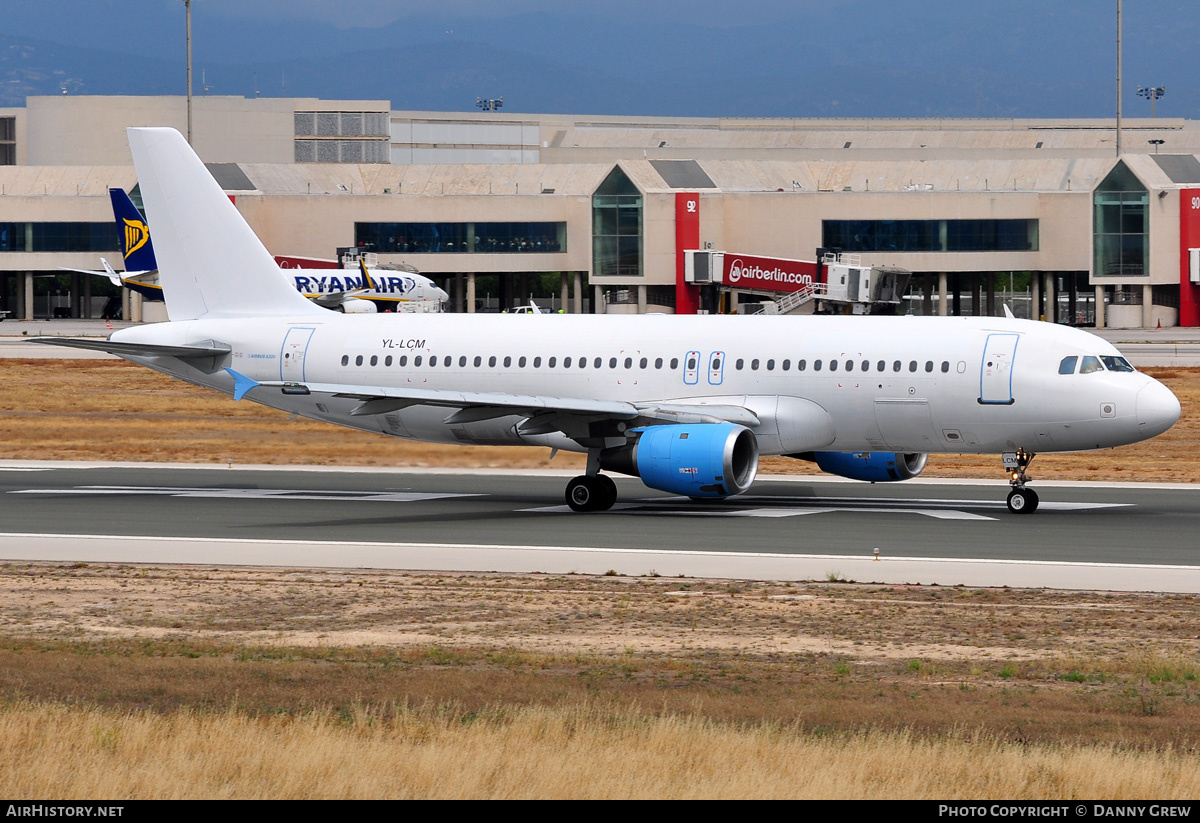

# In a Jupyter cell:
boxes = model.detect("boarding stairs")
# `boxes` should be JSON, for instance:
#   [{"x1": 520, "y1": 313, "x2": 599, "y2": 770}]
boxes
[{"x1": 755, "y1": 282, "x2": 828, "y2": 315}]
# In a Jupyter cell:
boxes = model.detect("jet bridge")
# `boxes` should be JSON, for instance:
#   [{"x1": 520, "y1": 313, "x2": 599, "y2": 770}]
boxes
[{"x1": 684, "y1": 250, "x2": 911, "y2": 315}]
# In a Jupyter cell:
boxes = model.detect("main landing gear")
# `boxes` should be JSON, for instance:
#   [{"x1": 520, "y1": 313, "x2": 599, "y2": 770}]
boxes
[
  {"x1": 565, "y1": 474, "x2": 617, "y2": 512},
  {"x1": 1002, "y1": 449, "x2": 1038, "y2": 514}
]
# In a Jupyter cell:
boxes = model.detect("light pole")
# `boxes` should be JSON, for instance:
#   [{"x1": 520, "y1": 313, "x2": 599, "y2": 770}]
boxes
[
  {"x1": 184, "y1": 0, "x2": 193, "y2": 146},
  {"x1": 1115, "y1": 0, "x2": 1122, "y2": 156},
  {"x1": 1137, "y1": 86, "x2": 1165, "y2": 118}
]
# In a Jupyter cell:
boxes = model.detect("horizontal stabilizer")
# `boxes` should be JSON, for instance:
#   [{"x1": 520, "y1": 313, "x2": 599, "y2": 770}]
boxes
[{"x1": 31, "y1": 337, "x2": 231, "y2": 359}]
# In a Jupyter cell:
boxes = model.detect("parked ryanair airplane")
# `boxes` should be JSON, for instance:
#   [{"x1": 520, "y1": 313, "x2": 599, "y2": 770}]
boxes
[
  {"x1": 38, "y1": 128, "x2": 1181, "y2": 514},
  {"x1": 73, "y1": 187, "x2": 447, "y2": 313}
]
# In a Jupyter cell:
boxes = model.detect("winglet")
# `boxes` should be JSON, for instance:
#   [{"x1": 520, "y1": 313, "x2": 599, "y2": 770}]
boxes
[
  {"x1": 99, "y1": 258, "x2": 123, "y2": 286},
  {"x1": 359, "y1": 257, "x2": 376, "y2": 291},
  {"x1": 225, "y1": 368, "x2": 260, "y2": 401}
]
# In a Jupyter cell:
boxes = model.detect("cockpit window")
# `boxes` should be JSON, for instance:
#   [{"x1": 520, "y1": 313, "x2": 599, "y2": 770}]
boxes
[
  {"x1": 1079, "y1": 355, "x2": 1104, "y2": 374},
  {"x1": 1101, "y1": 355, "x2": 1135, "y2": 373},
  {"x1": 1058, "y1": 356, "x2": 1078, "y2": 375}
]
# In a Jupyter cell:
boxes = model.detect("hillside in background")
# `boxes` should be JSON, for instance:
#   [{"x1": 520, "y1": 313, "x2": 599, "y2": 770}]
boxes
[{"x1": 0, "y1": 2, "x2": 1196, "y2": 118}]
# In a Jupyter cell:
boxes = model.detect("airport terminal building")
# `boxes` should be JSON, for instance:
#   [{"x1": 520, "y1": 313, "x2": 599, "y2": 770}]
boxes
[{"x1": 2, "y1": 94, "x2": 1200, "y2": 327}]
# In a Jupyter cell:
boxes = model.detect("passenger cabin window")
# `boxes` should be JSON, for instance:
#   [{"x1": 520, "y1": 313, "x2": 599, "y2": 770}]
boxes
[
  {"x1": 341, "y1": 355, "x2": 349, "y2": 366},
  {"x1": 1059, "y1": 356, "x2": 1078, "y2": 375},
  {"x1": 1079, "y1": 355, "x2": 1103, "y2": 374}
]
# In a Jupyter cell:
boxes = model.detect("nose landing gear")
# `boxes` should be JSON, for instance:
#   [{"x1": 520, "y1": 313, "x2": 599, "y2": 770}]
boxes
[{"x1": 1003, "y1": 449, "x2": 1038, "y2": 514}]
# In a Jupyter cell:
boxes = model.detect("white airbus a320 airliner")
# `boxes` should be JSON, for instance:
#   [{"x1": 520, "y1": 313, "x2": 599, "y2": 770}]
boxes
[{"x1": 37, "y1": 128, "x2": 1181, "y2": 514}]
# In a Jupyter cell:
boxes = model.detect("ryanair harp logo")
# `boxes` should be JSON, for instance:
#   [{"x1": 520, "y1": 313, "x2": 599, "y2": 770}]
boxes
[{"x1": 122, "y1": 217, "x2": 149, "y2": 258}]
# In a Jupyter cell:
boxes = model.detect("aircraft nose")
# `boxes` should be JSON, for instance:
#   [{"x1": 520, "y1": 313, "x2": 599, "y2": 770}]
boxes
[{"x1": 1136, "y1": 379, "x2": 1181, "y2": 438}]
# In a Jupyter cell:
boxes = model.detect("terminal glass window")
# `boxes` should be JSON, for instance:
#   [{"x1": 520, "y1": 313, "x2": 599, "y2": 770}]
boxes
[
  {"x1": 1093, "y1": 162, "x2": 1148, "y2": 277},
  {"x1": 822, "y1": 219, "x2": 1038, "y2": 252},
  {"x1": 592, "y1": 166, "x2": 643, "y2": 277},
  {"x1": 0, "y1": 117, "x2": 14, "y2": 165},
  {"x1": 355, "y1": 222, "x2": 565, "y2": 253},
  {"x1": 0, "y1": 222, "x2": 118, "y2": 253}
]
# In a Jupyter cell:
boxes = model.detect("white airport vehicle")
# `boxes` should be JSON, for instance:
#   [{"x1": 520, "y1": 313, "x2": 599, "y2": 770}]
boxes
[{"x1": 35, "y1": 129, "x2": 1181, "y2": 514}]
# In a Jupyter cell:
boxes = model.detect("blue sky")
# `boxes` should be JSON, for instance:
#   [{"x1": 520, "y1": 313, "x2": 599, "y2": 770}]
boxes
[{"x1": 3, "y1": 1, "x2": 1197, "y2": 118}]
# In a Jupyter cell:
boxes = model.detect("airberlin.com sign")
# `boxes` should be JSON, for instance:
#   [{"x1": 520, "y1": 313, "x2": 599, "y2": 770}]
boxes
[{"x1": 722, "y1": 254, "x2": 820, "y2": 293}]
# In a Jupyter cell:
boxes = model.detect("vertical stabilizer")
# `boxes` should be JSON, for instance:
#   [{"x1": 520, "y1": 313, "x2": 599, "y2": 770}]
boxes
[
  {"x1": 126, "y1": 127, "x2": 324, "y2": 320},
  {"x1": 109, "y1": 187, "x2": 158, "y2": 273}
]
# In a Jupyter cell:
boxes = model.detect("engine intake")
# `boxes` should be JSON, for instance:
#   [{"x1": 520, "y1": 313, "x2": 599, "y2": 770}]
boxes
[{"x1": 601, "y1": 422, "x2": 759, "y2": 498}]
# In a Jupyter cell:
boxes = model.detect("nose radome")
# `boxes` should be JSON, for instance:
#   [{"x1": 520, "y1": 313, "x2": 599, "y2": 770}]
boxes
[{"x1": 1136, "y1": 380, "x2": 1181, "y2": 438}]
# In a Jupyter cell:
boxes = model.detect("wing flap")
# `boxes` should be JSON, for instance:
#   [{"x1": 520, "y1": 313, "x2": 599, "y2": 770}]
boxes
[{"x1": 253, "y1": 378, "x2": 640, "y2": 419}]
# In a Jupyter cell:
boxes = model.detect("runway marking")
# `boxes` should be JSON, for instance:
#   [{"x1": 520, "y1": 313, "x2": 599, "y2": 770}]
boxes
[
  {"x1": 8, "y1": 485, "x2": 481, "y2": 503},
  {"x1": 8, "y1": 486, "x2": 1133, "y2": 519},
  {"x1": 521, "y1": 504, "x2": 995, "y2": 520},
  {"x1": 520, "y1": 497, "x2": 1130, "y2": 520}
]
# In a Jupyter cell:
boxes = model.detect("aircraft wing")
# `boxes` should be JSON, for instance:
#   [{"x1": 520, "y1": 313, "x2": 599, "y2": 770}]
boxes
[{"x1": 232, "y1": 370, "x2": 759, "y2": 438}]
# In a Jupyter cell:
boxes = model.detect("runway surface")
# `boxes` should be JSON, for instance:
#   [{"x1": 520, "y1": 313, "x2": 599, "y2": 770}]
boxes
[{"x1": 2, "y1": 462, "x2": 1198, "y2": 593}]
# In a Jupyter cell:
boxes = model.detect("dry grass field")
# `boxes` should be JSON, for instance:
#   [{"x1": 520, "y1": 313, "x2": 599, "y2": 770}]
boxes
[{"x1": 1, "y1": 359, "x2": 1199, "y2": 797}]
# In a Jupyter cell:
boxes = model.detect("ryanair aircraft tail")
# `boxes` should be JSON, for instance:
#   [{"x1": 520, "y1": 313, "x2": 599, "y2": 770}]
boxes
[
  {"x1": 126, "y1": 127, "x2": 324, "y2": 321},
  {"x1": 109, "y1": 187, "x2": 158, "y2": 274}
]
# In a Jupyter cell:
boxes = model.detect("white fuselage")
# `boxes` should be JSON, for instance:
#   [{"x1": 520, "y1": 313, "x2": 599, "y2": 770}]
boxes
[{"x1": 112, "y1": 312, "x2": 1179, "y2": 457}]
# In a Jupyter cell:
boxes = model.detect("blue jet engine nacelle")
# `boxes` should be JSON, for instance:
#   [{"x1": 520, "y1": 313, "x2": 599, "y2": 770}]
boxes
[
  {"x1": 600, "y1": 422, "x2": 759, "y2": 498},
  {"x1": 811, "y1": 451, "x2": 928, "y2": 482}
]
